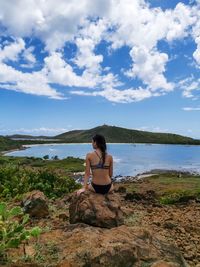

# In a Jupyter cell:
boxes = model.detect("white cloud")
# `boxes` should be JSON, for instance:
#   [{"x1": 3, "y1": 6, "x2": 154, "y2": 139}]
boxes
[
  {"x1": 0, "y1": 38, "x2": 25, "y2": 62},
  {"x1": 0, "y1": 127, "x2": 72, "y2": 136},
  {"x1": 0, "y1": 62, "x2": 66, "y2": 99},
  {"x1": 21, "y1": 46, "x2": 36, "y2": 68},
  {"x1": 178, "y1": 76, "x2": 200, "y2": 99},
  {"x1": 70, "y1": 87, "x2": 153, "y2": 103},
  {"x1": 126, "y1": 46, "x2": 173, "y2": 91},
  {"x1": 191, "y1": 2, "x2": 200, "y2": 65},
  {"x1": 183, "y1": 107, "x2": 200, "y2": 111},
  {"x1": 0, "y1": 0, "x2": 199, "y2": 102}
]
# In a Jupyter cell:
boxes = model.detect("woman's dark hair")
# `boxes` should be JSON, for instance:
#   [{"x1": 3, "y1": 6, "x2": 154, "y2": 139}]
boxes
[{"x1": 92, "y1": 134, "x2": 107, "y2": 165}]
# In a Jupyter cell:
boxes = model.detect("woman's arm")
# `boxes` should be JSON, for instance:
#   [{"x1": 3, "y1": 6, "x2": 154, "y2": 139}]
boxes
[
  {"x1": 83, "y1": 153, "x2": 91, "y2": 189},
  {"x1": 109, "y1": 155, "x2": 113, "y2": 178}
]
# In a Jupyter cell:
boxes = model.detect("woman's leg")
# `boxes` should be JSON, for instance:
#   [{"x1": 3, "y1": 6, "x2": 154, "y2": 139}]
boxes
[
  {"x1": 108, "y1": 183, "x2": 114, "y2": 193},
  {"x1": 88, "y1": 183, "x2": 96, "y2": 192}
]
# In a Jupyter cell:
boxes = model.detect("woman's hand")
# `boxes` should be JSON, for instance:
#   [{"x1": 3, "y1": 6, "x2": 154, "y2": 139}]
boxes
[{"x1": 76, "y1": 187, "x2": 86, "y2": 196}]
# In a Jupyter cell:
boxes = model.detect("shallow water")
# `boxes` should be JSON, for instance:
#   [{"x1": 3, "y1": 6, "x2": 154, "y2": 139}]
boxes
[{"x1": 4, "y1": 143, "x2": 200, "y2": 176}]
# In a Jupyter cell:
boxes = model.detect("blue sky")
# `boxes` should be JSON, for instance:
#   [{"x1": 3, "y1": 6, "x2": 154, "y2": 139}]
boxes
[{"x1": 0, "y1": 0, "x2": 200, "y2": 138}]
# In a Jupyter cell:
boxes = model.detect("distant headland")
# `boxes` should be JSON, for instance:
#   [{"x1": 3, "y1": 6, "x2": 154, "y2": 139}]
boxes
[{"x1": 1, "y1": 124, "x2": 200, "y2": 154}]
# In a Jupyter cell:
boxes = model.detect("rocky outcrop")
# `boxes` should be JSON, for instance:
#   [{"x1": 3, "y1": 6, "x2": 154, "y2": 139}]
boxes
[
  {"x1": 55, "y1": 224, "x2": 188, "y2": 267},
  {"x1": 21, "y1": 190, "x2": 49, "y2": 218},
  {"x1": 69, "y1": 190, "x2": 124, "y2": 228},
  {"x1": 151, "y1": 261, "x2": 181, "y2": 267}
]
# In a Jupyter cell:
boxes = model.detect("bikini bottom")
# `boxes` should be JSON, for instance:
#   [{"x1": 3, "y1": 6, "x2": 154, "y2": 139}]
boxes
[{"x1": 91, "y1": 181, "x2": 112, "y2": 195}]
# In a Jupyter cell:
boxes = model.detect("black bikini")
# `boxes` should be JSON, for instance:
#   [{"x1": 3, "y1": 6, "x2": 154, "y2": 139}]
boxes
[
  {"x1": 91, "y1": 182, "x2": 112, "y2": 194},
  {"x1": 90, "y1": 151, "x2": 112, "y2": 194}
]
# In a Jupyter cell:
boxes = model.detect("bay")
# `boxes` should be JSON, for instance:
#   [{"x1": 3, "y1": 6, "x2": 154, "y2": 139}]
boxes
[{"x1": 4, "y1": 143, "x2": 200, "y2": 176}]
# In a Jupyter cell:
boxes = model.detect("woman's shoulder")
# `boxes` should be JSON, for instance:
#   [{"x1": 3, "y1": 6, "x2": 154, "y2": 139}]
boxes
[
  {"x1": 86, "y1": 151, "x2": 95, "y2": 158},
  {"x1": 106, "y1": 153, "x2": 113, "y2": 160}
]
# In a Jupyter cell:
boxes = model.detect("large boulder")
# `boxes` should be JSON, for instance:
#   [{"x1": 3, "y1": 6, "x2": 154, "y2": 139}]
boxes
[
  {"x1": 55, "y1": 224, "x2": 188, "y2": 267},
  {"x1": 69, "y1": 190, "x2": 124, "y2": 228},
  {"x1": 21, "y1": 190, "x2": 49, "y2": 218}
]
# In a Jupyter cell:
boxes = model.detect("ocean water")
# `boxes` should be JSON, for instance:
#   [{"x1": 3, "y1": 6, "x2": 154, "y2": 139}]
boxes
[{"x1": 5, "y1": 143, "x2": 200, "y2": 176}]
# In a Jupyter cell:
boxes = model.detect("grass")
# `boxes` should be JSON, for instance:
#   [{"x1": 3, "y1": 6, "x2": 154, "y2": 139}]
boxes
[
  {"x1": 33, "y1": 242, "x2": 60, "y2": 265},
  {"x1": 124, "y1": 173, "x2": 200, "y2": 204},
  {"x1": 124, "y1": 211, "x2": 144, "y2": 226}
]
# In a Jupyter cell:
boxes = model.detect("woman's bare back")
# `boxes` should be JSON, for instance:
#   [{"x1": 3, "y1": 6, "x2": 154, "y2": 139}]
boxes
[{"x1": 88, "y1": 150, "x2": 113, "y2": 185}]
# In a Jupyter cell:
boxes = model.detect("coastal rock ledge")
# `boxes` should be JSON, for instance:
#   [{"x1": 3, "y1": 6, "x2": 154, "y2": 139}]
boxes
[{"x1": 69, "y1": 190, "x2": 124, "y2": 228}]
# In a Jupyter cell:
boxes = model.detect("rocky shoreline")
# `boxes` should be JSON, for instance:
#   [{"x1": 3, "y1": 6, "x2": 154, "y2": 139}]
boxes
[
  {"x1": 73, "y1": 169, "x2": 200, "y2": 185},
  {"x1": 114, "y1": 169, "x2": 200, "y2": 182}
]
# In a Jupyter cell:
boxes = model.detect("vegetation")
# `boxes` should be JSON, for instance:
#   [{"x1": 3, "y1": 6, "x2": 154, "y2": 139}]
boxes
[
  {"x1": 125, "y1": 172, "x2": 200, "y2": 204},
  {"x1": 0, "y1": 165, "x2": 82, "y2": 200},
  {"x1": 0, "y1": 136, "x2": 23, "y2": 153},
  {"x1": 0, "y1": 155, "x2": 84, "y2": 172},
  {"x1": 0, "y1": 155, "x2": 84, "y2": 200},
  {"x1": 0, "y1": 202, "x2": 41, "y2": 261},
  {"x1": 2, "y1": 125, "x2": 200, "y2": 151},
  {"x1": 0, "y1": 155, "x2": 84, "y2": 264},
  {"x1": 55, "y1": 125, "x2": 200, "y2": 144}
]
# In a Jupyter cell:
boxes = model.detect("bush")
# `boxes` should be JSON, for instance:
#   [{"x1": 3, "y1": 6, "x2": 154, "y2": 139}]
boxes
[
  {"x1": 0, "y1": 202, "x2": 41, "y2": 261},
  {"x1": 0, "y1": 165, "x2": 81, "y2": 199}
]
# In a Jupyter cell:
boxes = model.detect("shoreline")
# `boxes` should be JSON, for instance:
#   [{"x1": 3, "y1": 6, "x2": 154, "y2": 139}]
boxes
[
  {"x1": 112, "y1": 168, "x2": 200, "y2": 183},
  {"x1": 1, "y1": 146, "x2": 200, "y2": 180},
  {"x1": 0, "y1": 145, "x2": 28, "y2": 156},
  {"x1": 73, "y1": 169, "x2": 200, "y2": 185},
  {"x1": 1, "y1": 141, "x2": 200, "y2": 156}
]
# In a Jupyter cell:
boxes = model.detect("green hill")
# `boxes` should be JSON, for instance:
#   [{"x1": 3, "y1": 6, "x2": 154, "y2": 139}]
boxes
[
  {"x1": 55, "y1": 125, "x2": 200, "y2": 145},
  {"x1": 0, "y1": 136, "x2": 23, "y2": 153},
  {"x1": 6, "y1": 134, "x2": 55, "y2": 139}
]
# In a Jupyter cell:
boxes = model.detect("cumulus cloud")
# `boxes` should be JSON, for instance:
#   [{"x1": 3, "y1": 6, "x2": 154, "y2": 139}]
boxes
[
  {"x1": 126, "y1": 47, "x2": 173, "y2": 91},
  {"x1": 0, "y1": 62, "x2": 65, "y2": 99},
  {"x1": 0, "y1": 38, "x2": 25, "y2": 62},
  {"x1": 0, "y1": 0, "x2": 199, "y2": 103}
]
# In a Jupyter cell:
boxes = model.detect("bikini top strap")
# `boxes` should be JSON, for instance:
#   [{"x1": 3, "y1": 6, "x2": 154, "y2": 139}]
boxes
[{"x1": 94, "y1": 150, "x2": 102, "y2": 161}]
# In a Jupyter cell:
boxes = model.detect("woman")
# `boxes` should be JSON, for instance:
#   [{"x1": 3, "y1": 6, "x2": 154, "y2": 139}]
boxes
[{"x1": 76, "y1": 134, "x2": 114, "y2": 195}]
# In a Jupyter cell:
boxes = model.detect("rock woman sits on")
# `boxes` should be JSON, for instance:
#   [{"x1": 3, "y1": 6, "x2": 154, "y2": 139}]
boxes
[{"x1": 76, "y1": 134, "x2": 114, "y2": 195}]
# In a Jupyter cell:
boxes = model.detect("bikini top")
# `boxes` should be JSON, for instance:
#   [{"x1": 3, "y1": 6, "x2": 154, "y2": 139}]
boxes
[{"x1": 90, "y1": 151, "x2": 110, "y2": 170}]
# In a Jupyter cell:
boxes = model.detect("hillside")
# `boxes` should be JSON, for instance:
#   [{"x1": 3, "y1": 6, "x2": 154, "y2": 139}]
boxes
[
  {"x1": 0, "y1": 136, "x2": 23, "y2": 153},
  {"x1": 55, "y1": 125, "x2": 200, "y2": 145},
  {"x1": 6, "y1": 134, "x2": 55, "y2": 139}
]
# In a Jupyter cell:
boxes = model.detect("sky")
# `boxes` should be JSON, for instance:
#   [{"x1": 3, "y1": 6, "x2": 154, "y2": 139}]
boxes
[{"x1": 0, "y1": 0, "x2": 200, "y2": 138}]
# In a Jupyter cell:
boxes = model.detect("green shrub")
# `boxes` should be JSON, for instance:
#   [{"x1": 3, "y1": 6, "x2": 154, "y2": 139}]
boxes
[
  {"x1": 0, "y1": 202, "x2": 41, "y2": 260},
  {"x1": 159, "y1": 190, "x2": 197, "y2": 205},
  {"x1": 0, "y1": 165, "x2": 81, "y2": 199}
]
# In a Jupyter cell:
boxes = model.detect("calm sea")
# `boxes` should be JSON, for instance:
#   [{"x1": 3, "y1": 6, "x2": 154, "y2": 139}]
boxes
[{"x1": 4, "y1": 143, "x2": 200, "y2": 176}]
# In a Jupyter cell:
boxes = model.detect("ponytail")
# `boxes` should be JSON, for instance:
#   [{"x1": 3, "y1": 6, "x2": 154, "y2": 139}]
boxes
[{"x1": 92, "y1": 134, "x2": 107, "y2": 165}]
